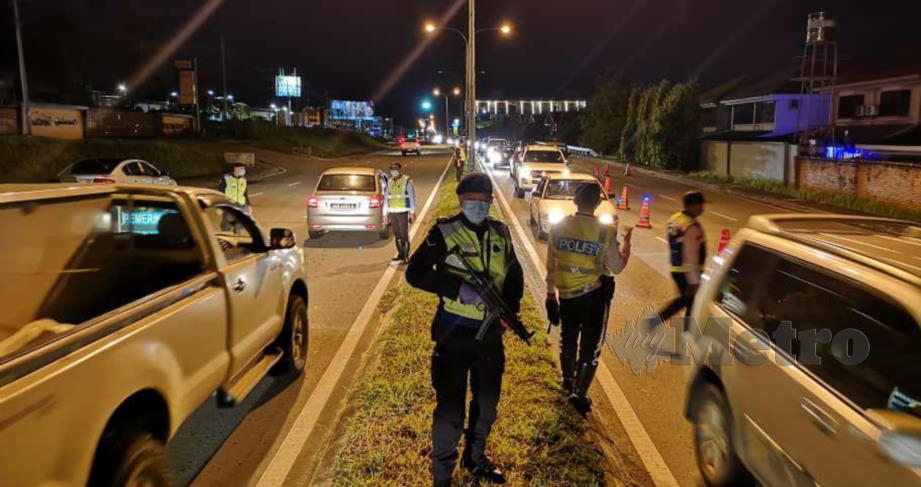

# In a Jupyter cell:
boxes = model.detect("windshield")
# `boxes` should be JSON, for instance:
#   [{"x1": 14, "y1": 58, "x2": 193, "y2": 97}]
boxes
[
  {"x1": 69, "y1": 158, "x2": 123, "y2": 175},
  {"x1": 317, "y1": 174, "x2": 376, "y2": 192},
  {"x1": 524, "y1": 151, "x2": 564, "y2": 163},
  {"x1": 545, "y1": 180, "x2": 604, "y2": 200}
]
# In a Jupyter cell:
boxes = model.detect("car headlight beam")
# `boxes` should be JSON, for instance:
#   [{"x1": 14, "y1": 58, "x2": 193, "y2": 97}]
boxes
[{"x1": 598, "y1": 214, "x2": 614, "y2": 225}]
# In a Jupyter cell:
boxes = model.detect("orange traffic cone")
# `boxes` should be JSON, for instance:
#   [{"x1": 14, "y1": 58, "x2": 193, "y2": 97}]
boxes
[
  {"x1": 616, "y1": 185, "x2": 630, "y2": 210},
  {"x1": 604, "y1": 164, "x2": 611, "y2": 178},
  {"x1": 603, "y1": 175, "x2": 615, "y2": 196},
  {"x1": 624, "y1": 162, "x2": 632, "y2": 176},
  {"x1": 636, "y1": 196, "x2": 652, "y2": 228},
  {"x1": 593, "y1": 163, "x2": 601, "y2": 181},
  {"x1": 716, "y1": 228, "x2": 731, "y2": 254}
]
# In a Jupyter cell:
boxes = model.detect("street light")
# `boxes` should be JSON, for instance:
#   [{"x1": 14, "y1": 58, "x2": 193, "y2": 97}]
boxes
[
  {"x1": 424, "y1": 16, "x2": 514, "y2": 165},
  {"x1": 421, "y1": 99, "x2": 433, "y2": 111},
  {"x1": 453, "y1": 86, "x2": 461, "y2": 96},
  {"x1": 207, "y1": 89, "x2": 215, "y2": 96},
  {"x1": 433, "y1": 86, "x2": 461, "y2": 137},
  {"x1": 117, "y1": 83, "x2": 127, "y2": 94}
]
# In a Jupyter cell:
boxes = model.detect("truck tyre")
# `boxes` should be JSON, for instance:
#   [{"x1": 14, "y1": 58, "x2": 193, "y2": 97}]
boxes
[
  {"x1": 272, "y1": 294, "x2": 309, "y2": 376},
  {"x1": 110, "y1": 434, "x2": 172, "y2": 487},
  {"x1": 691, "y1": 383, "x2": 754, "y2": 487}
]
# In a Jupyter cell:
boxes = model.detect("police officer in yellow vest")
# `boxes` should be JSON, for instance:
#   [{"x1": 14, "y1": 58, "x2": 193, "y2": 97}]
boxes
[
  {"x1": 219, "y1": 162, "x2": 252, "y2": 213},
  {"x1": 546, "y1": 184, "x2": 632, "y2": 414},
  {"x1": 657, "y1": 191, "x2": 706, "y2": 325},
  {"x1": 384, "y1": 162, "x2": 416, "y2": 263},
  {"x1": 407, "y1": 173, "x2": 523, "y2": 487}
]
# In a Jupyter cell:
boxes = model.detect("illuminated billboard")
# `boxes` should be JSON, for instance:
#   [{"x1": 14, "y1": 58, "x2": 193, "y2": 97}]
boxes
[
  {"x1": 329, "y1": 100, "x2": 375, "y2": 120},
  {"x1": 275, "y1": 75, "x2": 302, "y2": 98}
]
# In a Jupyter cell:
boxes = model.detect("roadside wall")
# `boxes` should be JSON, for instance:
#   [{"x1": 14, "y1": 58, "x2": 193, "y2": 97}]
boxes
[
  {"x1": 701, "y1": 140, "x2": 796, "y2": 184},
  {"x1": 796, "y1": 157, "x2": 921, "y2": 211}
]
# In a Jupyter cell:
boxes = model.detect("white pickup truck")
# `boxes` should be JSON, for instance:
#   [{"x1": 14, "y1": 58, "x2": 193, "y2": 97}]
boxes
[{"x1": 0, "y1": 184, "x2": 310, "y2": 486}]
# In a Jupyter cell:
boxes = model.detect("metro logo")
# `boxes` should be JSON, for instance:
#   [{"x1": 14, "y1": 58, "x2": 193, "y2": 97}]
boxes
[{"x1": 555, "y1": 237, "x2": 601, "y2": 256}]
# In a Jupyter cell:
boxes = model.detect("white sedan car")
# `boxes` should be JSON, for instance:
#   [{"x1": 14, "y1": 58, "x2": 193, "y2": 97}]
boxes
[
  {"x1": 58, "y1": 158, "x2": 177, "y2": 186},
  {"x1": 528, "y1": 172, "x2": 617, "y2": 240}
]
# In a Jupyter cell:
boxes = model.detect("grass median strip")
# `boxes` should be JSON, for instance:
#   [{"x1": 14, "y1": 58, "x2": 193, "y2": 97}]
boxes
[{"x1": 332, "y1": 179, "x2": 607, "y2": 486}]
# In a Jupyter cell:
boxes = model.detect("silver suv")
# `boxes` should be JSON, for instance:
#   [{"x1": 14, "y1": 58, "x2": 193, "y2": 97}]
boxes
[{"x1": 684, "y1": 214, "x2": 921, "y2": 487}]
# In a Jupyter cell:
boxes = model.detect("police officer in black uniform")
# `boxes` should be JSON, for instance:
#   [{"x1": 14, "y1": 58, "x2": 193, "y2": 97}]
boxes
[{"x1": 406, "y1": 173, "x2": 524, "y2": 487}]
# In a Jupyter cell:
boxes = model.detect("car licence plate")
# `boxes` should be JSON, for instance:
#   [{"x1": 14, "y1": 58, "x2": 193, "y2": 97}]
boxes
[{"x1": 330, "y1": 203, "x2": 357, "y2": 210}]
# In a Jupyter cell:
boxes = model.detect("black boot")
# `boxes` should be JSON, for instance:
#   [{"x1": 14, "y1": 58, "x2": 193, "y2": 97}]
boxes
[
  {"x1": 461, "y1": 454, "x2": 506, "y2": 484},
  {"x1": 569, "y1": 362, "x2": 598, "y2": 415},
  {"x1": 433, "y1": 479, "x2": 452, "y2": 487},
  {"x1": 560, "y1": 353, "x2": 577, "y2": 394}
]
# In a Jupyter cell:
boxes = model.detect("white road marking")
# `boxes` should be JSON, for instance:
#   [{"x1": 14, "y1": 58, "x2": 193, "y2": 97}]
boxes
[
  {"x1": 820, "y1": 233, "x2": 900, "y2": 254},
  {"x1": 484, "y1": 166, "x2": 680, "y2": 487},
  {"x1": 287, "y1": 181, "x2": 302, "y2": 187},
  {"x1": 251, "y1": 192, "x2": 264, "y2": 198},
  {"x1": 710, "y1": 211, "x2": 738, "y2": 222},
  {"x1": 655, "y1": 237, "x2": 669, "y2": 245},
  {"x1": 658, "y1": 194, "x2": 677, "y2": 202},
  {"x1": 255, "y1": 158, "x2": 452, "y2": 487}
]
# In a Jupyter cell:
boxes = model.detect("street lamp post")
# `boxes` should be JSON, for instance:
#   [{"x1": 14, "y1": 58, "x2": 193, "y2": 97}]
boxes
[
  {"x1": 11, "y1": 0, "x2": 30, "y2": 135},
  {"x1": 425, "y1": 12, "x2": 511, "y2": 168},
  {"x1": 433, "y1": 87, "x2": 461, "y2": 139}
]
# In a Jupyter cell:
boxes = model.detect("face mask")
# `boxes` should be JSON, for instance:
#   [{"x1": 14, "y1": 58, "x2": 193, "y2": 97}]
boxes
[
  {"x1": 390, "y1": 170, "x2": 400, "y2": 178},
  {"x1": 235, "y1": 168, "x2": 246, "y2": 177},
  {"x1": 461, "y1": 200, "x2": 490, "y2": 224}
]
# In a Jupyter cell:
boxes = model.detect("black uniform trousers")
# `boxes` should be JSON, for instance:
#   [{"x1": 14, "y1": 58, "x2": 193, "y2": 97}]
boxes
[
  {"x1": 389, "y1": 211, "x2": 410, "y2": 259},
  {"x1": 430, "y1": 326, "x2": 505, "y2": 482},
  {"x1": 559, "y1": 286, "x2": 609, "y2": 376},
  {"x1": 657, "y1": 272, "x2": 693, "y2": 324}
]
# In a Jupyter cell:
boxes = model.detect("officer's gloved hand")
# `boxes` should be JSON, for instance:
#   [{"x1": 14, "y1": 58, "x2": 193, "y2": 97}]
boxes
[
  {"x1": 545, "y1": 294, "x2": 560, "y2": 327},
  {"x1": 458, "y1": 282, "x2": 484, "y2": 306}
]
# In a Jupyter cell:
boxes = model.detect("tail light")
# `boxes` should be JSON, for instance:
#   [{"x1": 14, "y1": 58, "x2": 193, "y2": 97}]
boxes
[
  {"x1": 369, "y1": 194, "x2": 383, "y2": 208},
  {"x1": 92, "y1": 177, "x2": 116, "y2": 184},
  {"x1": 307, "y1": 195, "x2": 318, "y2": 208}
]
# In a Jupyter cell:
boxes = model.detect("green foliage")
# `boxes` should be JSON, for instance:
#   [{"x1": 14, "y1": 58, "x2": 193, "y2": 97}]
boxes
[
  {"x1": 203, "y1": 120, "x2": 384, "y2": 158},
  {"x1": 578, "y1": 74, "x2": 632, "y2": 155},
  {"x1": 615, "y1": 80, "x2": 701, "y2": 170}
]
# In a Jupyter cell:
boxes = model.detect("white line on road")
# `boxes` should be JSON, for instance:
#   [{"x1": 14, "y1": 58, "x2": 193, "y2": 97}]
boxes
[
  {"x1": 251, "y1": 192, "x2": 264, "y2": 198},
  {"x1": 483, "y1": 166, "x2": 680, "y2": 487},
  {"x1": 655, "y1": 237, "x2": 669, "y2": 245},
  {"x1": 255, "y1": 159, "x2": 452, "y2": 487},
  {"x1": 287, "y1": 181, "x2": 302, "y2": 187},
  {"x1": 710, "y1": 211, "x2": 738, "y2": 222},
  {"x1": 658, "y1": 194, "x2": 677, "y2": 202}
]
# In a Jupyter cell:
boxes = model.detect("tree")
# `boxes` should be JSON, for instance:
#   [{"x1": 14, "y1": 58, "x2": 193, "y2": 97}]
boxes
[
  {"x1": 578, "y1": 73, "x2": 632, "y2": 155},
  {"x1": 619, "y1": 87, "x2": 641, "y2": 160},
  {"x1": 657, "y1": 82, "x2": 701, "y2": 170}
]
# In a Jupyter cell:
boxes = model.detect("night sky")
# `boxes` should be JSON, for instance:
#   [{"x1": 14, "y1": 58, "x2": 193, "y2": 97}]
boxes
[{"x1": 2, "y1": 0, "x2": 921, "y2": 124}]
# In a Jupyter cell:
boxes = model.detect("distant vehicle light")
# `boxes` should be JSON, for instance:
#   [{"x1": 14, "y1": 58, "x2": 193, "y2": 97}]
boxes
[
  {"x1": 598, "y1": 214, "x2": 614, "y2": 225},
  {"x1": 432, "y1": 134, "x2": 444, "y2": 144},
  {"x1": 489, "y1": 151, "x2": 502, "y2": 164}
]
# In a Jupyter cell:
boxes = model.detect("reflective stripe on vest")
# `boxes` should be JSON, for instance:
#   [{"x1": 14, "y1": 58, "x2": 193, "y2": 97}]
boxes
[
  {"x1": 551, "y1": 214, "x2": 614, "y2": 299},
  {"x1": 223, "y1": 175, "x2": 247, "y2": 206},
  {"x1": 388, "y1": 177, "x2": 409, "y2": 210},
  {"x1": 438, "y1": 220, "x2": 509, "y2": 322},
  {"x1": 667, "y1": 212, "x2": 706, "y2": 273}
]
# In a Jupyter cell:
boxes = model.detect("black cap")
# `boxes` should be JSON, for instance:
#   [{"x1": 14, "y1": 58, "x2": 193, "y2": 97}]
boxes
[
  {"x1": 574, "y1": 182, "x2": 602, "y2": 209},
  {"x1": 228, "y1": 161, "x2": 247, "y2": 168},
  {"x1": 682, "y1": 190, "x2": 705, "y2": 207},
  {"x1": 456, "y1": 172, "x2": 493, "y2": 196}
]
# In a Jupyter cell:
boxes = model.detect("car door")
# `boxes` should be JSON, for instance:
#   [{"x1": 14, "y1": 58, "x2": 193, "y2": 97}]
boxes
[
  {"x1": 530, "y1": 177, "x2": 546, "y2": 221},
  {"x1": 204, "y1": 204, "x2": 285, "y2": 377}
]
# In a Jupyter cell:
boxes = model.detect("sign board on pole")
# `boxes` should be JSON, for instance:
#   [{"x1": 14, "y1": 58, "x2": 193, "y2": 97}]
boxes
[{"x1": 275, "y1": 75, "x2": 302, "y2": 98}]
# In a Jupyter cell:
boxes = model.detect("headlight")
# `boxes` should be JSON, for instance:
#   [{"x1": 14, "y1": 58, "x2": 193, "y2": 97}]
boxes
[
  {"x1": 548, "y1": 211, "x2": 565, "y2": 224},
  {"x1": 489, "y1": 151, "x2": 502, "y2": 163},
  {"x1": 598, "y1": 214, "x2": 614, "y2": 225}
]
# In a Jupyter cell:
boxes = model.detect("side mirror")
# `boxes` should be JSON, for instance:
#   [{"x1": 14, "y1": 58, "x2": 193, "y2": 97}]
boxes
[
  {"x1": 270, "y1": 227, "x2": 297, "y2": 250},
  {"x1": 868, "y1": 409, "x2": 921, "y2": 467}
]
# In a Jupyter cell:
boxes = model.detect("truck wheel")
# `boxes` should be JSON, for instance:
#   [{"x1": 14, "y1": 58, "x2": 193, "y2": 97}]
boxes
[
  {"x1": 691, "y1": 383, "x2": 754, "y2": 487},
  {"x1": 273, "y1": 294, "x2": 309, "y2": 376},
  {"x1": 109, "y1": 434, "x2": 172, "y2": 487}
]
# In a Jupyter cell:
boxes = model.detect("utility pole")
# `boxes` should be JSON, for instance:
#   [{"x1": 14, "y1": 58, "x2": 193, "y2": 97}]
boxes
[
  {"x1": 466, "y1": 0, "x2": 476, "y2": 167},
  {"x1": 12, "y1": 0, "x2": 30, "y2": 135},
  {"x1": 220, "y1": 35, "x2": 228, "y2": 118}
]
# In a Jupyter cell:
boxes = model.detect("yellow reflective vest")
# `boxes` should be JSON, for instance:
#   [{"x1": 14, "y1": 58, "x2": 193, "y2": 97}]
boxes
[
  {"x1": 388, "y1": 176, "x2": 409, "y2": 211},
  {"x1": 549, "y1": 213, "x2": 615, "y2": 299},
  {"x1": 438, "y1": 219, "x2": 510, "y2": 322},
  {"x1": 667, "y1": 211, "x2": 706, "y2": 273},
  {"x1": 223, "y1": 174, "x2": 247, "y2": 206}
]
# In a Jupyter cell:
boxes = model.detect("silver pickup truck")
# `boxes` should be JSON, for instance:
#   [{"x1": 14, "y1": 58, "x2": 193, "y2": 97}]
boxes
[{"x1": 0, "y1": 184, "x2": 309, "y2": 486}]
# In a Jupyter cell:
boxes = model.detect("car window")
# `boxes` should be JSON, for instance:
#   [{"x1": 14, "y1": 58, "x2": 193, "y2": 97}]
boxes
[
  {"x1": 754, "y1": 258, "x2": 921, "y2": 417},
  {"x1": 545, "y1": 180, "x2": 604, "y2": 200},
  {"x1": 317, "y1": 174, "x2": 376, "y2": 192},
  {"x1": 68, "y1": 158, "x2": 122, "y2": 175},
  {"x1": 141, "y1": 162, "x2": 162, "y2": 177},
  {"x1": 204, "y1": 205, "x2": 262, "y2": 262},
  {"x1": 524, "y1": 150, "x2": 564, "y2": 163},
  {"x1": 716, "y1": 243, "x2": 780, "y2": 328},
  {"x1": 0, "y1": 195, "x2": 205, "y2": 362},
  {"x1": 122, "y1": 162, "x2": 144, "y2": 176}
]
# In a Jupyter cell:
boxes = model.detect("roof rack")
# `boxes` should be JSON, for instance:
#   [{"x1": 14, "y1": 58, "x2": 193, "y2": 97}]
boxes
[{"x1": 747, "y1": 214, "x2": 921, "y2": 288}]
